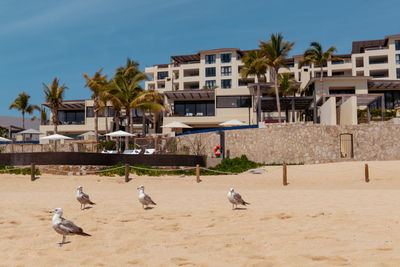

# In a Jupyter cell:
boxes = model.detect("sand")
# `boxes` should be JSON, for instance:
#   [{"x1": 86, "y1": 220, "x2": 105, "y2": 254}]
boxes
[{"x1": 1, "y1": 160, "x2": 400, "y2": 266}]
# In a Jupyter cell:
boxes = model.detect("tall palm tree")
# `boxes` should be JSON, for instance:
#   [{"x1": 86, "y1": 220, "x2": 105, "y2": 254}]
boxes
[
  {"x1": 240, "y1": 50, "x2": 267, "y2": 124},
  {"x1": 43, "y1": 78, "x2": 68, "y2": 134},
  {"x1": 133, "y1": 89, "x2": 164, "y2": 135},
  {"x1": 299, "y1": 42, "x2": 341, "y2": 102},
  {"x1": 115, "y1": 57, "x2": 140, "y2": 81},
  {"x1": 83, "y1": 68, "x2": 108, "y2": 143},
  {"x1": 260, "y1": 33, "x2": 295, "y2": 123},
  {"x1": 110, "y1": 71, "x2": 147, "y2": 148},
  {"x1": 9, "y1": 92, "x2": 40, "y2": 130},
  {"x1": 279, "y1": 73, "x2": 298, "y2": 97}
]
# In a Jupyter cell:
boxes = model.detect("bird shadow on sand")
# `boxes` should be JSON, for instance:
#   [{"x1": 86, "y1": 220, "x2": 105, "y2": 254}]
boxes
[
  {"x1": 58, "y1": 241, "x2": 71, "y2": 247},
  {"x1": 82, "y1": 206, "x2": 93, "y2": 210},
  {"x1": 233, "y1": 207, "x2": 248, "y2": 210},
  {"x1": 144, "y1": 207, "x2": 155, "y2": 210},
  {"x1": 125, "y1": 178, "x2": 133, "y2": 182}
]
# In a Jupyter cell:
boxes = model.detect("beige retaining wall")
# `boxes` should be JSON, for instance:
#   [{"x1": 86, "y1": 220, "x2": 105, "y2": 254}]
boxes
[{"x1": 176, "y1": 122, "x2": 400, "y2": 164}]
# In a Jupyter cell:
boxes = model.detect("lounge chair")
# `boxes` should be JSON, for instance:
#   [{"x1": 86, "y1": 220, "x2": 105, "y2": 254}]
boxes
[{"x1": 144, "y1": 149, "x2": 155, "y2": 155}]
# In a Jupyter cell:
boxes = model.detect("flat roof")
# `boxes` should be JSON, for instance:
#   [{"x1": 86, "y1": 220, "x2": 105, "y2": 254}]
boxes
[
  {"x1": 164, "y1": 90, "x2": 215, "y2": 100},
  {"x1": 42, "y1": 99, "x2": 85, "y2": 110},
  {"x1": 261, "y1": 96, "x2": 314, "y2": 112},
  {"x1": 368, "y1": 80, "x2": 400, "y2": 90},
  {"x1": 316, "y1": 94, "x2": 384, "y2": 106}
]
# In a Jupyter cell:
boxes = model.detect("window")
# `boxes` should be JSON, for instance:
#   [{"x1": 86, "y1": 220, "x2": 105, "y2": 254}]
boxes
[
  {"x1": 221, "y1": 53, "x2": 232, "y2": 63},
  {"x1": 397, "y1": 68, "x2": 400, "y2": 79},
  {"x1": 174, "y1": 101, "x2": 215, "y2": 116},
  {"x1": 221, "y1": 66, "x2": 232, "y2": 76},
  {"x1": 108, "y1": 107, "x2": 115, "y2": 117},
  {"x1": 58, "y1": 110, "x2": 85, "y2": 124},
  {"x1": 216, "y1": 96, "x2": 251, "y2": 108},
  {"x1": 205, "y1": 67, "x2": 216, "y2": 77},
  {"x1": 205, "y1": 80, "x2": 216, "y2": 88},
  {"x1": 205, "y1": 54, "x2": 216, "y2": 64},
  {"x1": 221, "y1": 79, "x2": 231, "y2": 88},
  {"x1": 86, "y1": 107, "x2": 94, "y2": 117},
  {"x1": 396, "y1": 40, "x2": 400, "y2": 51},
  {"x1": 396, "y1": 54, "x2": 400, "y2": 64},
  {"x1": 157, "y1": 71, "x2": 168, "y2": 80}
]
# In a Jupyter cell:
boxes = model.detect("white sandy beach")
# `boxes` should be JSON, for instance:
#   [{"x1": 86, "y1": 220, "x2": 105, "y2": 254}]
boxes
[{"x1": 1, "y1": 161, "x2": 400, "y2": 266}]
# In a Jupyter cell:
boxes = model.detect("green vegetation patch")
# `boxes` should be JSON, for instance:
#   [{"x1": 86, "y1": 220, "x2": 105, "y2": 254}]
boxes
[
  {"x1": 0, "y1": 165, "x2": 40, "y2": 175},
  {"x1": 99, "y1": 155, "x2": 267, "y2": 176}
]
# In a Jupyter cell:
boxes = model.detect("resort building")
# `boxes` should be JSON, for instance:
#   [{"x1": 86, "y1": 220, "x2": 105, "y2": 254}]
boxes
[
  {"x1": 145, "y1": 34, "x2": 400, "y2": 133},
  {"x1": 39, "y1": 99, "x2": 146, "y2": 138}
]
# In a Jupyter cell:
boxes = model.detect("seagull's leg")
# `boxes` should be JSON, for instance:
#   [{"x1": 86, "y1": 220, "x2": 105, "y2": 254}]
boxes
[
  {"x1": 59, "y1": 236, "x2": 66, "y2": 247},
  {"x1": 232, "y1": 204, "x2": 234, "y2": 210},
  {"x1": 80, "y1": 204, "x2": 83, "y2": 210},
  {"x1": 83, "y1": 204, "x2": 86, "y2": 210}
]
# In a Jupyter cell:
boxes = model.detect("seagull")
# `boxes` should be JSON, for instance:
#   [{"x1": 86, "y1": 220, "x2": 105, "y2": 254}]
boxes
[
  {"x1": 227, "y1": 188, "x2": 250, "y2": 210},
  {"x1": 137, "y1": 185, "x2": 156, "y2": 209},
  {"x1": 50, "y1": 208, "x2": 91, "y2": 246},
  {"x1": 76, "y1": 186, "x2": 95, "y2": 210}
]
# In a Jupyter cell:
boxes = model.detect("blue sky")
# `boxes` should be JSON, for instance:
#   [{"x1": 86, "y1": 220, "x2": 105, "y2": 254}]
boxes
[{"x1": 1, "y1": 0, "x2": 399, "y2": 117}]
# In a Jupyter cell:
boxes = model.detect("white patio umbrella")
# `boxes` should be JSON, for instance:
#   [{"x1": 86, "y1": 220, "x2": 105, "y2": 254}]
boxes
[
  {"x1": 161, "y1": 121, "x2": 192, "y2": 128},
  {"x1": 0, "y1": 136, "x2": 12, "y2": 142},
  {"x1": 105, "y1": 130, "x2": 136, "y2": 152},
  {"x1": 78, "y1": 131, "x2": 96, "y2": 137},
  {"x1": 40, "y1": 134, "x2": 73, "y2": 152},
  {"x1": 219, "y1": 119, "x2": 247, "y2": 126},
  {"x1": 17, "y1": 128, "x2": 42, "y2": 135}
]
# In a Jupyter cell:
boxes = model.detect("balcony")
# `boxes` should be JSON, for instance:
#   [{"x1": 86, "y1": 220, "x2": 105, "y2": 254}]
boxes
[
  {"x1": 183, "y1": 69, "x2": 199, "y2": 77},
  {"x1": 369, "y1": 55, "x2": 388, "y2": 65},
  {"x1": 370, "y1": 69, "x2": 389, "y2": 78}
]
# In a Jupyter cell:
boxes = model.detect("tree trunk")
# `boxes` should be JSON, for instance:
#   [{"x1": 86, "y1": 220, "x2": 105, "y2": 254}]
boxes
[
  {"x1": 94, "y1": 100, "x2": 99, "y2": 143},
  {"x1": 273, "y1": 69, "x2": 282, "y2": 123},
  {"x1": 22, "y1": 111, "x2": 25, "y2": 141},
  {"x1": 115, "y1": 112, "x2": 120, "y2": 151},
  {"x1": 53, "y1": 109, "x2": 58, "y2": 134},
  {"x1": 320, "y1": 66, "x2": 325, "y2": 104},
  {"x1": 142, "y1": 113, "x2": 146, "y2": 137}
]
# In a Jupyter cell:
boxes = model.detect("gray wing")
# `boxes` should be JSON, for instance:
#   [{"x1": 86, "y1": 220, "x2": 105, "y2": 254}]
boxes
[
  {"x1": 58, "y1": 218, "x2": 84, "y2": 235},
  {"x1": 234, "y1": 192, "x2": 248, "y2": 205},
  {"x1": 144, "y1": 194, "x2": 156, "y2": 205}
]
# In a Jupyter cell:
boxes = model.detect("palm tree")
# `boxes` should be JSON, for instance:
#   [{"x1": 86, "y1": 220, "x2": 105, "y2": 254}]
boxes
[
  {"x1": 83, "y1": 68, "x2": 108, "y2": 142},
  {"x1": 299, "y1": 42, "x2": 341, "y2": 102},
  {"x1": 240, "y1": 50, "x2": 267, "y2": 124},
  {"x1": 115, "y1": 57, "x2": 140, "y2": 81},
  {"x1": 133, "y1": 89, "x2": 164, "y2": 135},
  {"x1": 43, "y1": 78, "x2": 68, "y2": 134},
  {"x1": 9, "y1": 92, "x2": 40, "y2": 130},
  {"x1": 260, "y1": 33, "x2": 295, "y2": 123},
  {"x1": 110, "y1": 71, "x2": 147, "y2": 148},
  {"x1": 279, "y1": 73, "x2": 298, "y2": 97}
]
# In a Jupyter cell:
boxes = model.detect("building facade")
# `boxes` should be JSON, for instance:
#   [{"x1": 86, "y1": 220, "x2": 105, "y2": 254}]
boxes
[{"x1": 145, "y1": 34, "x2": 400, "y2": 133}]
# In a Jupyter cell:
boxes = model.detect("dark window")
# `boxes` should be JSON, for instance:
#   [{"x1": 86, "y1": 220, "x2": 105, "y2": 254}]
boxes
[
  {"x1": 108, "y1": 107, "x2": 115, "y2": 117},
  {"x1": 205, "y1": 67, "x2": 216, "y2": 77},
  {"x1": 396, "y1": 40, "x2": 400, "y2": 51},
  {"x1": 221, "y1": 79, "x2": 231, "y2": 89},
  {"x1": 329, "y1": 89, "x2": 355, "y2": 94},
  {"x1": 332, "y1": 60, "x2": 345, "y2": 65},
  {"x1": 397, "y1": 68, "x2": 400, "y2": 79},
  {"x1": 286, "y1": 63, "x2": 294, "y2": 68},
  {"x1": 205, "y1": 80, "x2": 216, "y2": 88},
  {"x1": 86, "y1": 107, "x2": 94, "y2": 117},
  {"x1": 221, "y1": 53, "x2": 231, "y2": 63},
  {"x1": 315, "y1": 71, "x2": 327, "y2": 78},
  {"x1": 396, "y1": 54, "x2": 400, "y2": 64},
  {"x1": 221, "y1": 66, "x2": 232, "y2": 76},
  {"x1": 174, "y1": 101, "x2": 215, "y2": 116},
  {"x1": 59, "y1": 110, "x2": 85, "y2": 124},
  {"x1": 205, "y1": 54, "x2": 216, "y2": 64},
  {"x1": 216, "y1": 96, "x2": 251, "y2": 108},
  {"x1": 157, "y1": 71, "x2": 168, "y2": 80},
  {"x1": 369, "y1": 90, "x2": 400, "y2": 109}
]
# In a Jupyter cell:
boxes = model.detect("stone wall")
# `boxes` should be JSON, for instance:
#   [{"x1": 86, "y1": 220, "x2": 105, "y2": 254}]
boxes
[{"x1": 176, "y1": 122, "x2": 400, "y2": 164}]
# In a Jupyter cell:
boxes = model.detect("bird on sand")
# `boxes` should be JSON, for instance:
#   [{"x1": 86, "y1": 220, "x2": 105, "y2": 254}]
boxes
[
  {"x1": 227, "y1": 188, "x2": 250, "y2": 210},
  {"x1": 137, "y1": 185, "x2": 157, "y2": 209},
  {"x1": 76, "y1": 186, "x2": 95, "y2": 210},
  {"x1": 50, "y1": 208, "x2": 91, "y2": 246}
]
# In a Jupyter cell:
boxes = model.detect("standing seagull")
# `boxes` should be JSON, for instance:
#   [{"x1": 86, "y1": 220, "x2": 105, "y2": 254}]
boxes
[
  {"x1": 50, "y1": 208, "x2": 91, "y2": 246},
  {"x1": 76, "y1": 186, "x2": 95, "y2": 210},
  {"x1": 227, "y1": 188, "x2": 250, "y2": 210},
  {"x1": 137, "y1": 185, "x2": 157, "y2": 209}
]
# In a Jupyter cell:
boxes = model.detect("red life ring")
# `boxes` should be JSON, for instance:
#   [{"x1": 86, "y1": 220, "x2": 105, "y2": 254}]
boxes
[{"x1": 214, "y1": 145, "x2": 221, "y2": 156}]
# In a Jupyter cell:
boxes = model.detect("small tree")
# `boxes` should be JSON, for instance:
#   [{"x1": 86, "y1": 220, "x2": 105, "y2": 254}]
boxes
[
  {"x1": 42, "y1": 78, "x2": 68, "y2": 134},
  {"x1": 9, "y1": 92, "x2": 40, "y2": 130}
]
